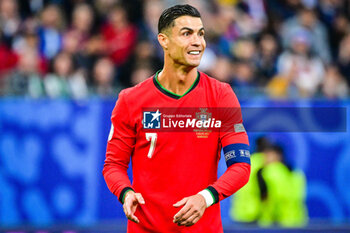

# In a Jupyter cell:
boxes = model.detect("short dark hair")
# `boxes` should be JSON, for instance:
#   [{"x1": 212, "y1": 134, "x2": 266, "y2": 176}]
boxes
[
  {"x1": 255, "y1": 136, "x2": 272, "y2": 153},
  {"x1": 158, "y1": 4, "x2": 201, "y2": 33},
  {"x1": 264, "y1": 144, "x2": 284, "y2": 157}
]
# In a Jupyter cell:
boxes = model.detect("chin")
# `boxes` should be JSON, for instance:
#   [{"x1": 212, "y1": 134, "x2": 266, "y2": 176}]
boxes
[
  {"x1": 176, "y1": 57, "x2": 201, "y2": 67},
  {"x1": 188, "y1": 63, "x2": 199, "y2": 67},
  {"x1": 186, "y1": 60, "x2": 201, "y2": 67}
]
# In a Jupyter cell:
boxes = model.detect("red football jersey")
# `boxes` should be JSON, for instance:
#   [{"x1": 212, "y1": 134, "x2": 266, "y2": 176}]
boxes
[{"x1": 103, "y1": 71, "x2": 249, "y2": 232}]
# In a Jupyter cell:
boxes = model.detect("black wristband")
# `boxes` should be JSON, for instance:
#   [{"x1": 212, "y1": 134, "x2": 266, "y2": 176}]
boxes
[
  {"x1": 119, "y1": 187, "x2": 134, "y2": 204},
  {"x1": 207, "y1": 186, "x2": 219, "y2": 204}
]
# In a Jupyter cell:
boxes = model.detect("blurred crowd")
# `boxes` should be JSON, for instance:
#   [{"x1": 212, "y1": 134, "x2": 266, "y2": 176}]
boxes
[{"x1": 0, "y1": 0, "x2": 350, "y2": 99}]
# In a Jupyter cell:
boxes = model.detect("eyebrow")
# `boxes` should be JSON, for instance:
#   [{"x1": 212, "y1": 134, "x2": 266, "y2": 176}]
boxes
[{"x1": 180, "y1": 27, "x2": 205, "y2": 32}]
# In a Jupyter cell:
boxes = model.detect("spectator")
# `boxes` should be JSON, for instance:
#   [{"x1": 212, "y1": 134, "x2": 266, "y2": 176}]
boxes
[
  {"x1": 91, "y1": 57, "x2": 120, "y2": 96},
  {"x1": 276, "y1": 28, "x2": 325, "y2": 97},
  {"x1": 213, "y1": 4, "x2": 240, "y2": 57},
  {"x1": 44, "y1": 51, "x2": 88, "y2": 99},
  {"x1": 207, "y1": 3, "x2": 251, "y2": 58},
  {"x1": 242, "y1": 0, "x2": 268, "y2": 34},
  {"x1": 18, "y1": 0, "x2": 44, "y2": 17},
  {"x1": 10, "y1": 15, "x2": 50, "y2": 79},
  {"x1": 4, "y1": 47, "x2": 44, "y2": 97},
  {"x1": 317, "y1": 0, "x2": 344, "y2": 28},
  {"x1": 0, "y1": 0, "x2": 21, "y2": 43},
  {"x1": 12, "y1": 17, "x2": 40, "y2": 53},
  {"x1": 37, "y1": 4, "x2": 66, "y2": 60},
  {"x1": 94, "y1": 0, "x2": 119, "y2": 18},
  {"x1": 63, "y1": 3, "x2": 96, "y2": 71},
  {"x1": 138, "y1": 0, "x2": 164, "y2": 59},
  {"x1": 280, "y1": 7, "x2": 331, "y2": 63},
  {"x1": 258, "y1": 144, "x2": 308, "y2": 227},
  {"x1": 231, "y1": 59, "x2": 257, "y2": 98},
  {"x1": 130, "y1": 63, "x2": 154, "y2": 86},
  {"x1": 231, "y1": 2, "x2": 263, "y2": 37},
  {"x1": 265, "y1": 74, "x2": 290, "y2": 99},
  {"x1": 256, "y1": 33, "x2": 280, "y2": 86},
  {"x1": 231, "y1": 136, "x2": 271, "y2": 224},
  {"x1": 327, "y1": 13, "x2": 350, "y2": 60},
  {"x1": 0, "y1": 32, "x2": 18, "y2": 78},
  {"x1": 0, "y1": 1, "x2": 348, "y2": 99},
  {"x1": 100, "y1": 4, "x2": 138, "y2": 67},
  {"x1": 322, "y1": 64, "x2": 349, "y2": 99},
  {"x1": 66, "y1": 3, "x2": 95, "y2": 52},
  {"x1": 232, "y1": 37, "x2": 257, "y2": 62},
  {"x1": 265, "y1": 0, "x2": 304, "y2": 22},
  {"x1": 231, "y1": 139, "x2": 308, "y2": 227},
  {"x1": 120, "y1": 40, "x2": 162, "y2": 87},
  {"x1": 209, "y1": 56, "x2": 233, "y2": 83},
  {"x1": 337, "y1": 33, "x2": 350, "y2": 87}
]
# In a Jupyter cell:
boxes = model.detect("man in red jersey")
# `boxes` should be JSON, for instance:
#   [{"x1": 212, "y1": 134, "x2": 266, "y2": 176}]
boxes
[{"x1": 103, "y1": 4, "x2": 251, "y2": 232}]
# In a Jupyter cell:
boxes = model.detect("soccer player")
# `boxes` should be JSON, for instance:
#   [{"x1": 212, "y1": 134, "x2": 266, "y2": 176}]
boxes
[{"x1": 103, "y1": 4, "x2": 251, "y2": 232}]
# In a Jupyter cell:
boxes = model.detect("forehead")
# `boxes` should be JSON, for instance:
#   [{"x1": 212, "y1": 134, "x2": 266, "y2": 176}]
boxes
[{"x1": 172, "y1": 15, "x2": 203, "y2": 30}]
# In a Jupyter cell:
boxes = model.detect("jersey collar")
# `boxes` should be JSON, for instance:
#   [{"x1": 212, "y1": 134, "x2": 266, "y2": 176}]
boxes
[{"x1": 153, "y1": 70, "x2": 200, "y2": 100}]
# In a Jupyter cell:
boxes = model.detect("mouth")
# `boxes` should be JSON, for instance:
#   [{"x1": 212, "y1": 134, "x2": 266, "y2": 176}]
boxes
[{"x1": 187, "y1": 50, "x2": 201, "y2": 56}]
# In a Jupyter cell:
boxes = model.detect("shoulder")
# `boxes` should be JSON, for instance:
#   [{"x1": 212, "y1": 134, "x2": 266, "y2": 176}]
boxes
[
  {"x1": 113, "y1": 76, "x2": 155, "y2": 116},
  {"x1": 120, "y1": 76, "x2": 154, "y2": 97},
  {"x1": 200, "y1": 71, "x2": 234, "y2": 96},
  {"x1": 121, "y1": 75, "x2": 153, "y2": 96},
  {"x1": 200, "y1": 72, "x2": 240, "y2": 107}
]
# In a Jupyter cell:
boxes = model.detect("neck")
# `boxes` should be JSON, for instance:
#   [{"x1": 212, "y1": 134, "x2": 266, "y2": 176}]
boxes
[{"x1": 158, "y1": 61, "x2": 198, "y2": 96}]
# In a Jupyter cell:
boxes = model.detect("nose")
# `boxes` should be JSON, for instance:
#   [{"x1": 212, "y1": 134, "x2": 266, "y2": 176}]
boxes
[{"x1": 191, "y1": 34, "x2": 201, "y2": 47}]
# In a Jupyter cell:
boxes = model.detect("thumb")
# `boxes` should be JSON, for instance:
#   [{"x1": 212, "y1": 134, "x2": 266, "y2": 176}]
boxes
[
  {"x1": 173, "y1": 197, "x2": 188, "y2": 207},
  {"x1": 135, "y1": 193, "x2": 145, "y2": 205}
]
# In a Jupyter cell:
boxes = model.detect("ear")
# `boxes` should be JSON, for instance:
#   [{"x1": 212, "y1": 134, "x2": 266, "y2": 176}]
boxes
[{"x1": 158, "y1": 33, "x2": 169, "y2": 50}]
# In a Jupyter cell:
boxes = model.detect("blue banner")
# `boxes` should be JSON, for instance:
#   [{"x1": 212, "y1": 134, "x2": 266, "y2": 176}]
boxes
[{"x1": 0, "y1": 98, "x2": 349, "y2": 228}]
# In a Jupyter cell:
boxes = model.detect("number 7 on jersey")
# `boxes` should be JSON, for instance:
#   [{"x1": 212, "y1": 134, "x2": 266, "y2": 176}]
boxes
[{"x1": 146, "y1": 133, "x2": 157, "y2": 158}]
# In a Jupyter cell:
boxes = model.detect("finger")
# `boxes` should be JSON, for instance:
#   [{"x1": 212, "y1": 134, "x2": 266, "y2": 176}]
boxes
[
  {"x1": 127, "y1": 214, "x2": 140, "y2": 224},
  {"x1": 184, "y1": 216, "x2": 200, "y2": 227},
  {"x1": 124, "y1": 202, "x2": 131, "y2": 215},
  {"x1": 123, "y1": 204, "x2": 129, "y2": 216},
  {"x1": 124, "y1": 201, "x2": 137, "y2": 217},
  {"x1": 177, "y1": 208, "x2": 200, "y2": 226},
  {"x1": 123, "y1": 205, "x2": 127, "y2": 215},
  {"x1": 192, "y1": 215, "x2": 201, "y2": 224},
  {"x1": 173, "y1": 205, "x2": 191, "y2": 223},
  {"x1": 173, "y1": 197, "x2": 188, "y2": 207},
  {"x1": 177, "y1": 214, "x2": 195, "y2": 226},
  {"x1": 124, "y1": 203, "x2": 140, "y2": 224},
  {"x1": 123, "y1": 192, "x2": 142, "y2": 224},
  {"x1": 135, "y1": 193, "x2": 145, "y2": 204},
  {"x1": 178, "y1": 214, "x2": 197, "y2": 226},
  {"x1": 179, "y1": 207, "x2": 197, "y2": 222}
]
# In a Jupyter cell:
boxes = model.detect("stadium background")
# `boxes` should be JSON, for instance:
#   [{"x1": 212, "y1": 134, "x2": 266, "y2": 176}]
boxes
[{"x1": 0, "y1": 0, "x2": 350, "y2": 232}]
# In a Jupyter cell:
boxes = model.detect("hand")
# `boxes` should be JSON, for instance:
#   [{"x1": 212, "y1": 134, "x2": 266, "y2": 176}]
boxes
[
  {"x1": 173, "y1": 194, "x2": 207, "y2": 227},
  {"x1": 123, "y1": 191, "x2": 145, "y2": 223}
]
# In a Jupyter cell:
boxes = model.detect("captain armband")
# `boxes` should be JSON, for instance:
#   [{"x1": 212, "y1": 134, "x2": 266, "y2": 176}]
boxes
[{"x1": 223, "y1": 143, "x2": 251, "y2": 167}]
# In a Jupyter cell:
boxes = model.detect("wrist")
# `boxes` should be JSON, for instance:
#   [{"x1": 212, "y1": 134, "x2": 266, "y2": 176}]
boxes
[
  {"x1": 123, "y1": 190, "x2": 134, "y2": 203},
  {"x1": 119, "y1": 187, "x2": 135, "y2": 204},
  {"x1": 198, "y1": 189, "x2": 214, "y2": 207}
]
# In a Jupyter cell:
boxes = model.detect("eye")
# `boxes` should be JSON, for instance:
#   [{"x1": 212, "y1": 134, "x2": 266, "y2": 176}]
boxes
[
  {"x1": 199, "y1": 31, "x2": 205, "y2": 37},
  {"x1": 183, "y1": 31, "x2": 190, "y2": 36}
]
